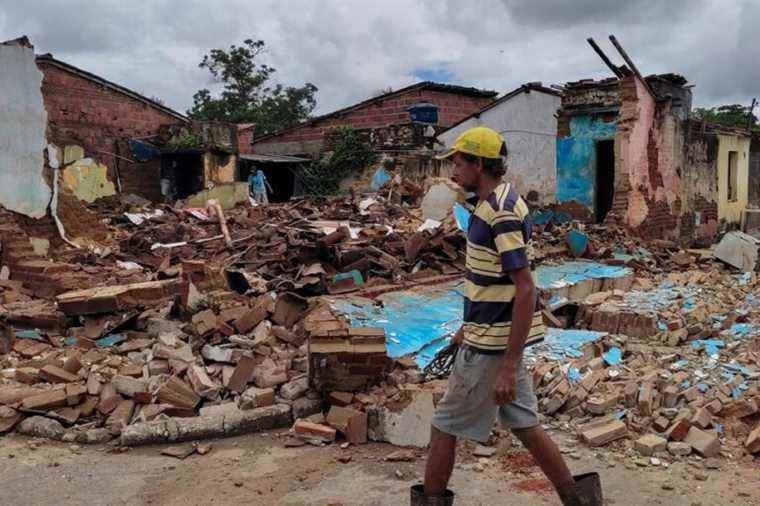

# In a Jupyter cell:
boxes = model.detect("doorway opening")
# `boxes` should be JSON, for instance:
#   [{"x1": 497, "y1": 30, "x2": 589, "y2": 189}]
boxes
[
  {"x1": 238, "y1": 159, "x2": 302, "y2": 203},
  {"x1": 595, "y1": 140, "x2": 615, "y2": 223},
  {"x1": 162, "y1": 152, "x2": 204, "y2": 200}
]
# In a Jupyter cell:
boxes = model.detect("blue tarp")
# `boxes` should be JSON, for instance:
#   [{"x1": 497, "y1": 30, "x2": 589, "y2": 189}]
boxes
[
  {"x1": 128, "y1": 139, "x2": 161, "y2": 162},
  {"x1": 370, "y1": 167, "x2": 392, "y2": 190},
  {"x1": 566, "y1": 230, "x2": 588, "y2": 257}
]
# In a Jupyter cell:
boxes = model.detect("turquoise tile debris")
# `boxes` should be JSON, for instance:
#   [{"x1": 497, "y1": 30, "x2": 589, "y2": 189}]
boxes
[
  {"x1": 535, "y1": 261, "x2": 631, "y2": 290},
  {"x1": 331, "y1": 280, "x2": 608, "y2": 367},
  {"x1": 333, "y1": 270, "x2": 364, "y2": 286},
  {"x1": 15, "y1": 329, "x2": 45, "y2": 342},
  {"x1": 602, "y1": 346, "x2": 622, "y2": 366}
]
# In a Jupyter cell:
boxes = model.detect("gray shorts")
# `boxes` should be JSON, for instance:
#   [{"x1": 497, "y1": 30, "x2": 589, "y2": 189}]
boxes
[{"x1": 431, "y1": 345, "x2": 539, "y2": 442}]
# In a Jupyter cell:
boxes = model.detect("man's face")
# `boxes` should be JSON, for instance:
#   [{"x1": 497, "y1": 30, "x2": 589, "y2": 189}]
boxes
[{"x1": 450, "y1": 153, "x2": 481, "y2": 192}]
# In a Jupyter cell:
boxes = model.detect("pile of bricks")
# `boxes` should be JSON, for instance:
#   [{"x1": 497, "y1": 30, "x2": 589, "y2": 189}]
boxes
[
  {"x1": 531, "y1": 324, "x2": 759, "y2": 459},
  {"x1": 306, "y1": 304, "x2": 390, "y2": 392},
  {"x1": 0, "y1": 284, "x2": 383, "y2": 444}
]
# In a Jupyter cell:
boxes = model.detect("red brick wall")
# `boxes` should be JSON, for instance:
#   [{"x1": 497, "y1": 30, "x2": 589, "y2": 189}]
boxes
[
  {"x1": 237, "y1": 126, "x2": 255, "y2": 155},
  {"x1": 38, "y1": 62, "x2": 183, "y2": 201},
  {"x1": 254, "y1": 88, "x2": 493, "y2": 152}
]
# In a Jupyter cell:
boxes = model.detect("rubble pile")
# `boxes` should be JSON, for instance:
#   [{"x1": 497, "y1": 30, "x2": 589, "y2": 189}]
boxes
[
  {"x1": 0, "y1": 190, "x2": 465, "y2": 445},
  {"x1": 0, "y1": 188, "x2": 758, "y2": 463},
  {"x1": 0, "y1": 287, "x2": 317, "y2": 443},
  {"x1": 57, "y1": 192, "x2": 465, "y2": 297},
  {"x1": 525, "y1": 267, "x2": 759, "y2": 460}
]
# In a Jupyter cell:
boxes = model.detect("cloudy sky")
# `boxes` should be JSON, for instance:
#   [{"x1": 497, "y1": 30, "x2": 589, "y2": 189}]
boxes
[{"x1": 2, "y1": 0, "x2": 758, "y2": 116}]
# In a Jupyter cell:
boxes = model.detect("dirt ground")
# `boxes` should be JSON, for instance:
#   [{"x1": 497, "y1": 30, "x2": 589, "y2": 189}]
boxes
[{"x1": 1, "y1": 428, "x2": 758, "y2": 506}]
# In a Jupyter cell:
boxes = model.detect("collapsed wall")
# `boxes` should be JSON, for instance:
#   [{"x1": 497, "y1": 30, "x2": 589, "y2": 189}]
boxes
[
  {"x1": 0, "y1": 38, "x2": 52, "y2": 218},
  {"x1": 557, "y1": 74, "x2": 723, "y2": 245}
]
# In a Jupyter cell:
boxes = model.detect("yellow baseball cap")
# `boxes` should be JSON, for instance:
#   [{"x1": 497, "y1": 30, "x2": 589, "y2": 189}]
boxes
[{"x1": 436, "y1": 126, "x2": 505, "y2": 160}]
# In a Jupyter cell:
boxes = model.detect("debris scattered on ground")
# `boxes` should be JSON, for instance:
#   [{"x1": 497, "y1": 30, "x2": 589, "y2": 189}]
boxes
[{"x1": 0, "y1": 185, "x2": 758, "y2": 469}]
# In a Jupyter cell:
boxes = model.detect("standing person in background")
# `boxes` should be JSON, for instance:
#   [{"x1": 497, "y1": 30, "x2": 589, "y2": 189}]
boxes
[{"x1": 248, "y1": 168, "x2": 273, "y2": 205}]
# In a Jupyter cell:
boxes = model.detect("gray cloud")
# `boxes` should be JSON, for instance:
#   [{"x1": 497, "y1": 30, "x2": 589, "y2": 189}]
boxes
[
  {"x1": 0, "y1": 0, "x2": 757, "y2": 118},
  {"x1": 502, "y1": 0, "x2": 702, "y2": 27}
]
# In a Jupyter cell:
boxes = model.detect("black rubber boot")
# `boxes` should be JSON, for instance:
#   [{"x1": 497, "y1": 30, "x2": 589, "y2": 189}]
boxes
[
  {"x1": 557, "y1": 472, "x2": 603, "y2": 506},
  {"x1": 410, "y1": 484, "x2": 455, "y2": 506}
]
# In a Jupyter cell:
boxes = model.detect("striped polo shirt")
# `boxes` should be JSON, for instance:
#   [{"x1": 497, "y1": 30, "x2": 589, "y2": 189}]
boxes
[{"x1": 463, "y1": 182, "x2": 545, "y2": 352}]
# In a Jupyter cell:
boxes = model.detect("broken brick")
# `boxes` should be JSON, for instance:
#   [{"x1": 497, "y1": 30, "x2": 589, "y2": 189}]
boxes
[
  {"x1": 326, "y1": 406, "x2": 367, "y2": 444},
  {"x1": 684, "y1": 427, "x2": 720, "y2": 458},
  {"x1": 293, "y1": 420, "x2": 336, "y2": 444},
  {"x1": 634, "y1": 434, "x2": 667, "y2": 456}
]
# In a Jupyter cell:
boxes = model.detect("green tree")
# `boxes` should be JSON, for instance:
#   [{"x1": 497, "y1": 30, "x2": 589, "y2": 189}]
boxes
[
  {"x1": 188, "y1": 39, "x2": 317, "y2": 135},
  {"x1": 692, "y1": 103, "x2": 758, "y2": 130},
  {"x1": 299, "y1": 128, "x2": 378, "y2": 196}
]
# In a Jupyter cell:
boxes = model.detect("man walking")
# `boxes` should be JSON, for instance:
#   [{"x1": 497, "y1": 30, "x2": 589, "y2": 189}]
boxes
[{"x1": 411, "y1": 127, "x2": 602, "y2": 505}]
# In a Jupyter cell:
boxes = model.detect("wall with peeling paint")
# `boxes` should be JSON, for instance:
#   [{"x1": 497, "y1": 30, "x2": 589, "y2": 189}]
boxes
[
  {"x1": 680, "y1": 129, "x2": 720, "y2": 243},
  {"x1": 438, "y1": 88, "x2": 561, "y2": 203},
  {"x1": 557, "y1": 75, "x2": 725, "y2": 244},
  {"x1": 749, "y1": 138, "x2": 760, "y2": 207},
  {"x1": 185, "y1": 182, "x2": 249, "y2": 209},
  {"x1": 613, "y1": 76, "x2": 687, "y2": 238},
  {"x1": 62, "y1": 157, "x2": 117, "y2": 203},
  {"x1": 716, "y1": 134, "x2": 750, "y2": 224},
  {"x1": 203, "y1": 152, "x2": 237, "y2": 185},
  {"x1": 38, "y1": 58, "x2": 185, "y2": 202},
  {"x1": 556, "y1": 115, "x2": 617, "y2": 209},
  {"x1": 0, "y1": 41, "x2": 52, "y2": 218}
]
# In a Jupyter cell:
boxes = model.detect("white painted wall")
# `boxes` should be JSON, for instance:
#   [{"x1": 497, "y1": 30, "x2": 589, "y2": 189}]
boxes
[
  {"x1": 437, "y1": 89, "x2": 560, "y2": 203},
  {"x1": 0, "y1": 41, "x2": 51, "y2": 218}
]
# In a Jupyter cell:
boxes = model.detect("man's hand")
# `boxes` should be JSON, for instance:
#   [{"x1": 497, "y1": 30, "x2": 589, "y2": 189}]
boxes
[
  {"x1": 493, "y1": 363, "x2": 518, "y2": 405},
  {"x1": 451, "y1": 327, "x2": 464, "y2": 346}
]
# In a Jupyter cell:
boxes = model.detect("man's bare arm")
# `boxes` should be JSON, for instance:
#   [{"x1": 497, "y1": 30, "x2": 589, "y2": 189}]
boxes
[
  {"x1": 505, "y1": 266, "x2": 536, "y2": 366},
  {"x1": 493, "y1": 265, "x2": 536, "y2": 404}
]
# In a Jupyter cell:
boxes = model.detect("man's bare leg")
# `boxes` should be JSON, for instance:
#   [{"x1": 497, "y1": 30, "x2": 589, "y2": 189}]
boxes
[
  {"x1": 423, "y1": 426, "x2": 457, "y2": 496},
  {"x1": 512, "y1": 425, "x2": 574, "y2": 489}
]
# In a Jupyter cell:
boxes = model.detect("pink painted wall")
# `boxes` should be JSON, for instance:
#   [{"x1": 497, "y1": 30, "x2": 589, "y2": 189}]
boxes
[{"x1": 621, "y1": 77, "x2": 656, "y2": 228}]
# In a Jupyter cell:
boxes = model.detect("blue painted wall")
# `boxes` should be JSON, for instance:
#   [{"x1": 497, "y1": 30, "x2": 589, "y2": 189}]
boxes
[{"x1": 556, "y1": 115, "x2": 617, "y2": 209}]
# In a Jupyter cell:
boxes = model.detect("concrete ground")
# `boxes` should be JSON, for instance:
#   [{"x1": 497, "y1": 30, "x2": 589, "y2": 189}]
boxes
[{"x1": 1, "y1": 428, "x2": 758, "y2": 506}]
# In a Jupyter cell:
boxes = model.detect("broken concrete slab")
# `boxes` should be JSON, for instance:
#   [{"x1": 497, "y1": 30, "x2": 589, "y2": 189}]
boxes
[
  {"x1": 17, "y1": 416, "x2": 65, "y2": 440},
  {"x1": 713, "y1": 231, "x2": 759, "y2": 271},
  {"x1": 56, "y1": 279, "x2": 182, "y2": 316},
  {"x1": 279, "y1": 376, "x2": 309, "y2": 401},
  {"x1": 368, "y1": 388, "x2": 435, "y2": 448},
  {"x1": 120, "y1": 404, "x2": 292, "y2": 446}
]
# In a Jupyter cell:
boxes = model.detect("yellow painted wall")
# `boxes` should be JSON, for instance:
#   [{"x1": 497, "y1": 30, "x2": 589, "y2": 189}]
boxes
[
  {"x1": 62, "y1": 157, "x2": 116, "y2": 203},
  {"x1": 185, "y1": 182, "x2": 249, "y2": 209},
  {"x1": 716, "y1": 134, "x2": 750, "y2": 224},
  {"x1": 203, "y1": 152, "x2": 237, "y2": 185}
]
